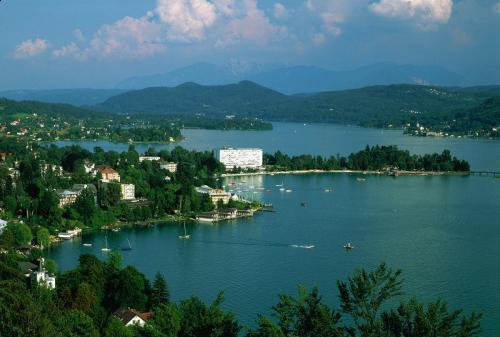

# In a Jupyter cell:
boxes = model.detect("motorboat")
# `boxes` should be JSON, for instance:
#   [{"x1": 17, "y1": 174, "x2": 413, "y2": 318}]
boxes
[{"x1": 343, "y1": 242, "x2": 354, "y2": 250}]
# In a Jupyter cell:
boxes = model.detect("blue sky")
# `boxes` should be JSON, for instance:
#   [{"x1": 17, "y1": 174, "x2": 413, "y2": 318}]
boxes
[{"x1": 0, "y1": 0, "x2": 499, "y2": 89}]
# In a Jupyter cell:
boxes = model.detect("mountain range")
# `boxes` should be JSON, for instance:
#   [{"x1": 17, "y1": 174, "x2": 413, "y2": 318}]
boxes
[
  {"x1": 116, "y1": 62, "x2": 466, "y2": 94},
  {"x1": 97, "y1": 81, "x2": 499, "y2": 130}
]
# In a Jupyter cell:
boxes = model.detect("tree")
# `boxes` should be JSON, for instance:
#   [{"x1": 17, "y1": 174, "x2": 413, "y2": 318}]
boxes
[
  {"x1": 36, "y1": 227, "x2": 50, "y2": 249},
  {"x1": 8, "y1": 222, "x2": 32, "y2": 246},
  {"x1": 337, "y1": 262, "x2": 403, "y2": 336},
  {"x1": 61, "y1": 309, "x2": 99, "y2": 337},
  {"x1": 179, "y1": 293, "x2": 240, "y2": 337},
  {"x1": 150, "y1": 303, "x2": 181, "y2": 337},
  {"x1": 73, "y1": 283, "x2": 97, "y2": 312},
  {"x1": 98, "y1": 183, "x2": 120, "y2": 209},
  {"x1": 103, "y1": 318, "x2": 134, "y2": 337},
  {"x1": 108, "y1": 266, "x2": 148, "y2": 311},
  {"x1": 74, "y1": 188, "x2": 96, "y2": 225},
  {"x1": 150, "y1": 272, "x2": 170, "y2": 308}
]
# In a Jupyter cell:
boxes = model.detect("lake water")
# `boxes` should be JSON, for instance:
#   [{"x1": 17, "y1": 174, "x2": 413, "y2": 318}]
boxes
[
  {"x1": 55, "y1": 122, "x2": 499, "y2": 171},
  {"x1": 48, "y1": 123, "x2": 499, "y2": 335}
]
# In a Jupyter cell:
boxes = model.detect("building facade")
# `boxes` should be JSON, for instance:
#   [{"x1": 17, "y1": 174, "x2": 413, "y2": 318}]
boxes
[
  {"x1": 160, "y1": 161, "x2": 177, "y2": 173},
  {"x1": 94, "y1": 165, "x2": 120, "y2": 182},
  {"x1": 120, "y1": 183, "x2": 135, "y2": 200},
  {"x1": 139, "y1": 156, "x2": 161, "y2": 162},
  {"x1": 195, "y1": 185, "x2": 232, "y2": 206},
  {"x1": 216, "y1": 148, "x2": 263, "y2": 170}
]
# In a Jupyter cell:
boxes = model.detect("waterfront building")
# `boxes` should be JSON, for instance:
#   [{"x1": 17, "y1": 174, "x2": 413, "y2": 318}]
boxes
[
  {"x1": 217, "y1": 148, "x2": 263, "y2": 170},
  {"x1": 120, "y1": 183, "x2": 136, "y2": 200},
  {"x1": 94, "y1": 165, "x2": 120, "y2": 182},
  {"x1": 195, "y1": 185, "x2": 231, "y2": 205},
  {"x1": 160, "y1": 161, "x2": 177, "y2": 173},
  {"x1": 139, "y1": 156, "x2": 161, "y2": 162}
]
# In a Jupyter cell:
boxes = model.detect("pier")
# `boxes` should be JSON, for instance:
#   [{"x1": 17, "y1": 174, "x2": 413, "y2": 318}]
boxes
[{"x1": 470, "y1": 171, "x2": 499, "y2": 177}]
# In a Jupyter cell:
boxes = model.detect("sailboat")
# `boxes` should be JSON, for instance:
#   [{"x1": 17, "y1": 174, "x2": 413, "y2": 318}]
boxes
[
  {"x1": 179, "y1": 222, "x2": 191, "y2": 240},
  {"x1": 101, "y1": 235, "x2": 111, "y2": 252},
  {"x1": 121, "y1": 238, "x2": 132, "y2": 251}
]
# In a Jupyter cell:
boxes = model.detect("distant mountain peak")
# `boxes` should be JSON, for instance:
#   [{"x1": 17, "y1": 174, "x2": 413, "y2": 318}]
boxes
[{"x1": 115, "y1": 62, "x2": 466, "y2": 94}]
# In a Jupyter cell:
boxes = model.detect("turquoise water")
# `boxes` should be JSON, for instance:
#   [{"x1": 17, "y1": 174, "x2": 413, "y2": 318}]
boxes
[
  {"x1": 48, "y1": 123, "x2": 500, "y2": 335},
  {"x1": 54, "y1": 122, "x2": 499, "y2": 171}
]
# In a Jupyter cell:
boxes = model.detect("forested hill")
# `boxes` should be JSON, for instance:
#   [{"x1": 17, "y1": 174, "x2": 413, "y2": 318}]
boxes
[
  {"x1": 0, "y1": 98, "x2": 101, "y2": 119},
  {"x1": 96, "y1": 82, "x2": 498, "y2": 129},
  {"x1": 97, "y1": 81, "x2": 288, "y2": 115}
]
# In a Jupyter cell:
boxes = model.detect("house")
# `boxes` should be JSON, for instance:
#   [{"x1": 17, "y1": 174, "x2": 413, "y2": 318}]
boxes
[
  {"x1": 0, "y1": 219, "x2": 7, "y2": 234},
  {"x1": 94, "y1": 165, "x2": 120, "y2": 182},
  {"x1": 112, "y1": 308, "x2": 151, "y2": 327},
  {"x1": 139, "y1": 156, "x2": 161, "y2": 162},
  {"x1": 26, "y1": 258, "x2": 56, "y2": 289},
  {"x1": 196, "y1": 185, "x2": 231, "y2": 206},
  {"x1": 120, "y1": 183, "x2": 135, "y2": 200},
  {"x1": 57, "y1": 184, "x2": 96, "y2": 208},
  {"x1": 41, "y1": 163, "x2": 64, "y2": 176},
  {"x1": 57, "y1": 190, "x2": 80, "y2": 208},
  {"x1": 83, "y1": 160, "x2": 95, "y2": 174},
  {"x1": 160, "y1": 161, "x2": 177, "y2": 173}
]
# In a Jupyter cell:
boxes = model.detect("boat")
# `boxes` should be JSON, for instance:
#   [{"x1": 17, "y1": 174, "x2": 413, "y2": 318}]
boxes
[
  {"x1": 82, "y1": 243, "x2": 92, "y2": 247},
  {"x1": 290, "y1": 244, "x2": 315, "y2": 249},
  {"x1": 300, "y1": 202, "x2": 307, "y2": 207},
  {"x1": 276, "y1": 180, "x2": 284, "y2": 187},
  {"x1": 356, "y1": 177, "x2": 366, "y2": 182},
  {"x1": 111, "y1": 228, "x2": 120, "y2": 232},
  {"x1": 58, "y1": 232, "x2": 73, "y2": 240},
  {"x1": 285, "y1": 189, "x2": 293, "y2": 193},
  {"x1": 324, "y1": 188, "x2": 333, "y2": 192},
  {"x1": 279, "y1": 187, "x2": 285, "y2": 191},
  {"x1": 101, "y1": 236, "x2": 111, "y2": 252},
  {"x1": 121, "y1": 238, "x2": 133, "y2": 251},
  {"x1": 178, "y1": 222, "x2": 191, "y2": 240},
  {"x1": 343, "y1": 242, "x2": 354, "y2": 250}
]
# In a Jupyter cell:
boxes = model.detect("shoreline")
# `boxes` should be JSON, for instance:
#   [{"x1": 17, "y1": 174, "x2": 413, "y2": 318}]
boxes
[{"x1": 221, "y1": 169, "x2": 470, "y2": 178}]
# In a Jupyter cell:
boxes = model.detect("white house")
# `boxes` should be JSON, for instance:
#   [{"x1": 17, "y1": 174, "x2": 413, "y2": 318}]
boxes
[
  {"x1": 31, "y1": 258, "x2": 56, "y2": 289},
  {"x1": 0, "y1": 219, "x2": 7, "y2": 234},
  {"x1": 113, "y1": 308, "x2": 150, "y2": 327},
  {"x1": 139, "y1": 156, "x2": 161, "y2": 162},
  {"x1": 160, "y1": 161, "x2": 177, "y2": 173}
]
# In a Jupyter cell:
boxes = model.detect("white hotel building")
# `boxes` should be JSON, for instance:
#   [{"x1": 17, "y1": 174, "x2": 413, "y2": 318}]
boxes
[{"x1": 217, "y1": 148, "x2": 263, "y2": 170}]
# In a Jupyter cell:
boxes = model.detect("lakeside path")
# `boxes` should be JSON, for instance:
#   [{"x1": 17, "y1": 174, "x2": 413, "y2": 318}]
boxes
[{"x1": 221, "y1": 169, "x2": 469, "y2": 177}]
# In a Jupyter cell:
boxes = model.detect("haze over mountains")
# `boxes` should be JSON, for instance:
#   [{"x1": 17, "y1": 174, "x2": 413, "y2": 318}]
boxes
[{"x1": 116, "y1": 62, "x2": 466, "y2": 94}]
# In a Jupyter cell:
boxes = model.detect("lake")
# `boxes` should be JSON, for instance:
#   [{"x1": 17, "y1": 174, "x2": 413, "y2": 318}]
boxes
[
  {"x1": 48, "y1": 123, "x2": 499, "y2": 335},
  {"x1": 54, "y1": 122, "x2": 499, "y2": 171}
]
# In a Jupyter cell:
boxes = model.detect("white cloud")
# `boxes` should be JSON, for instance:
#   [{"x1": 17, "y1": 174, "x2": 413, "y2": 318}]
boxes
[
  {"x1": 305, "y1": 0, "x2": 348, "y2": 38},
  {"x1": 156, "y1": 0, "x2": 217, "y2": 41},
  {"x1": 52, "y1": 42, "x2": 81, "y2": 59},
  {"x1": 13, "y1": 38, "x2": 49, "y2": 59},
  {"x1": 216, "y1": 0, "x2": 286, "y2": 48},
  {"x1": 274, "y1": 3, "x2": 287, "y2": 19},
  {"x1": 74, "y1": 29, "x2": 85, "y2": 42},
  {"x1": 370, "y1": 0, "x2": 453, "y2": 27}
]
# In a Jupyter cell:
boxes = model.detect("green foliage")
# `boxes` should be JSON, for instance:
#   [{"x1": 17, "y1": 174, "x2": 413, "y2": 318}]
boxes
[
  {"x1": 7, "y1": 222, "x2": 33, "y2": 246},
  {"x1": 264, "y1": 146, "x2": 470, "y2": 172},
  {"x1": 150, "y1": 272, "x2": 170, "y2": 308},
  {"x1": 178, "y1": 292, "x2": 241, "y2": 337},
  {"x1": 36, "y1": 227, "x2": 51, "y2": 249},
  {"x1": 103, "y1": 318, "x2": 134, "y2": 337}
]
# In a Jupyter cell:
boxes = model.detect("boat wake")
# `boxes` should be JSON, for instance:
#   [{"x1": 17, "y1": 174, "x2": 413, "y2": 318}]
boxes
[{"x1": 290, "y1": 244, "x2": 315, "y2": 249}]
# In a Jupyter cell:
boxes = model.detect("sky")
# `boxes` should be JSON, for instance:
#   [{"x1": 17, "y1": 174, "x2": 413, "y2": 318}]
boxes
[{"x1": 0, "y1": 0, "x2": 499, "y2": 90}]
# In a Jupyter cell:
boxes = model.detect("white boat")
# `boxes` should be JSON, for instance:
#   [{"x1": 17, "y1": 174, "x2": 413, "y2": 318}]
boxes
[
  {"x1": 343, "y1": 242, "x2": 354, "y2": 250},
  {"x1": 356, "y1": 177, "x2": 366, "y2": 182},
  {"x1": 101, "y1": 236, "x2": 111, "y2": 252},
  {"x1": 285, "y1": 189, "x2": 293, "y2": 193},
  {"x1": 82, "y1": 243, "x2": 92, "y2": 247},
  {"x1": 179, "y1": 222, "x2": 191, "y2": 240},
  {"x1": 58, "y1": 232, "x2": 73, "y2": 240}
]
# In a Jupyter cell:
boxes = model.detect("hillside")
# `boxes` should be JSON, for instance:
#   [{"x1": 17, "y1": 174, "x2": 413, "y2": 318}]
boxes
[
  {"x1": 0, "y1": 98, "x2": 101, "y2": 119},
  {"x1": 0, "y1": 89, "x2": 127, "y2": 106},
  {"x1": 98, "y1": 81, "x2": 288, "y2": 115},
  {"x1": 98, "y1": 82, "x2": 494, "y2": 129}
]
